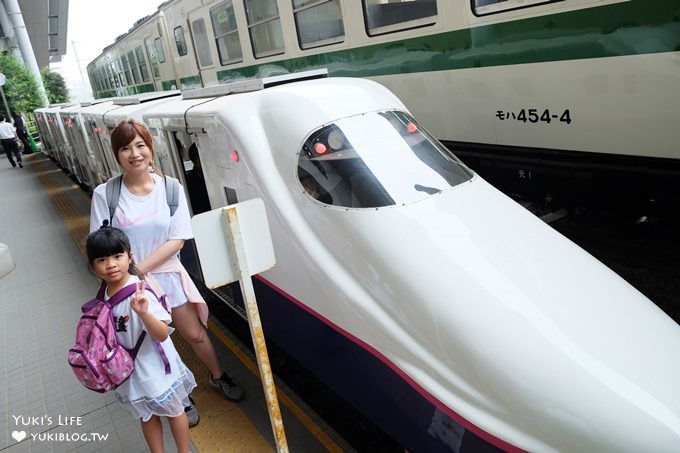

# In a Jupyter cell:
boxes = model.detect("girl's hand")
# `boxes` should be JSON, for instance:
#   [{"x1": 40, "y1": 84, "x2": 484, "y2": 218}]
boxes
[{"x1": 130, "y1": 280, "x2": 149, "y2": 315}]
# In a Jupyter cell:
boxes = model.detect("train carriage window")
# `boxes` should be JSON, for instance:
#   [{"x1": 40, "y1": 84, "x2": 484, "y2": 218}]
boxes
[
  {"x1": 94, "y1": 69, "x2": 103, "y2": 91},
  {"x1": 297, "y1": 111, "x2": 472, "y2": 208},
  {"x1": 121, "y1": 55, "x2": 132, "y2": 86},
  {"x1": 115, "y1": 59, "x2": 127, "y2": 86},
  {"x1": 155, "y1": 38, "x2": 166, "y2": 63},
  {"x1": 127, "y1": 51, "x2": 140, "y2": 84},
  {"x1": 145, "y1": 41, "x2": 159, "y2": 79},
  {"x1": 363, "y1": 0, "x2": 437, "y2": 36},
  {"x1": 244, "y1": 0, "x2": 284, "y2": 58},
  {"x1": 292, "y1": 0, "x2": 345, "y2": 49},
  {"x1": 136, "y1": 45, "x2": 151, "y2": 82},
  {"x1": 174, "y1": 26, "x2": 188, "y2": 57},
  {"x1": 109, "y1": 62, "x2": 120, "y2": 87},
  {"x1": 105, "y1": 65, "x2": 114, "y2": 90},
  {"x1": 473, "y1": 0, "x2": 560, "y2": 16},
  {"x1": 211, "y1": 1, "x2": 243, "y2": 65},
  {"x1": 192, "y1": 18, "x2": 214, "y2": 67}
]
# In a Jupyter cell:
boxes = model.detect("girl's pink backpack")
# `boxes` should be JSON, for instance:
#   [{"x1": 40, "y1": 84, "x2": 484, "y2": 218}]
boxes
[{"x1": 67, "y1": 282, "x2": 170, "y2": 393}]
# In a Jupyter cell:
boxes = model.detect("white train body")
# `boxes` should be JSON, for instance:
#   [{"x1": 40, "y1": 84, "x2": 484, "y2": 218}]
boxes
[{"x1": 135, "y1": 76, "x2": 680, "y2": 451}]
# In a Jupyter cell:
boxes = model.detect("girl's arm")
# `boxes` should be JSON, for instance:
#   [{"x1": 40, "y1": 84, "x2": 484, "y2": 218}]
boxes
[
  {"x1": 135, "y1": 239, "x2": 185, "y2": 275},
  {"x1": 130, "y1": 282, "x2": 169, "y2": 341}
]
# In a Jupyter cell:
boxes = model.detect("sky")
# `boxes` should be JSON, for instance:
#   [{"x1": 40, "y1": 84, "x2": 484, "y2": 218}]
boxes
[{"x1": 50, "y1": 0, "x2": 162, "y2": 102}]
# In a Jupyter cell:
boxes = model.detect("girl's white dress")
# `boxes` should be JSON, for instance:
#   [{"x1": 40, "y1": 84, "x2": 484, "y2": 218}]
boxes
[{"x1": 107, "y1": 275, "x2": 196, "y2": 421}]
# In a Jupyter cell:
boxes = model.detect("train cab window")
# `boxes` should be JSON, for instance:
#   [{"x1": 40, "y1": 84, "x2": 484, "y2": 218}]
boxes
[
  {"x1": 363, "y1": 0, "x2": 437, "y2": 36},
  {"x1": 174, "y1": 26, "x2": 189, "y2": 57},
  {"x1": 192, "y1": 18, "x2": 214, "y2": 67},
  {"x1": 244, "y1": 0, "x2": 285, "y2": 58},
  {"x1": 292, "y1": 0, "x2": 345, "y2": 49},
  {"x1": 297, "y1": 111, "x2": 472, "y2": 208},
  {"x1": 211, "y1": 2, "x2": 243, "y2": 65}
]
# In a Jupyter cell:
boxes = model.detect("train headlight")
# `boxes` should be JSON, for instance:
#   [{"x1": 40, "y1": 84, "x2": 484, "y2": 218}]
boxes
[{"x1": 328, "y1": 130, "x2": 343, "y2": 150}]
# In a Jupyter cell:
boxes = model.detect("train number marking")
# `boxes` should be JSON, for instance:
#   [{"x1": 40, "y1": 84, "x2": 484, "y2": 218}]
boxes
[{"x1": 496, "y1": 109, "x2": 572, "y2": 124}]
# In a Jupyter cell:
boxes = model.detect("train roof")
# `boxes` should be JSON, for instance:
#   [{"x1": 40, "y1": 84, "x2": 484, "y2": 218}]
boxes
[
  {"x1": 143, "y1": 76, "x2": 409, "y2": 184},
  {"x1": 103, "y1": 93, "x2": 182, "y2": 126},
  {"x1": 144, "y1": 76, "x2": 405, "y2": 125}
]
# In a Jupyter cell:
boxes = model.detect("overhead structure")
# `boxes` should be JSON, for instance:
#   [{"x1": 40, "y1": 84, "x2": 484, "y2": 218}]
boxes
[{"x1": 0, "y1": 0, "x2": 69, "y2": 103}]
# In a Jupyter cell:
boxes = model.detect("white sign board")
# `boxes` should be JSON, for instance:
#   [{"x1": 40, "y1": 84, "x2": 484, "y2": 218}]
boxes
[{"x1": 191, "y1": 198, "x2": 276, "y2": 288}]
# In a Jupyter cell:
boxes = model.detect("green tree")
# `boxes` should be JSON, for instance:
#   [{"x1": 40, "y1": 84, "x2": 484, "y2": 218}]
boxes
[
  {"x1": 0, "y1": 52, "x2": 45, "y2": 113},
  {"x1": 41, "y1": 67, "x2": 70, "y2": 104}
]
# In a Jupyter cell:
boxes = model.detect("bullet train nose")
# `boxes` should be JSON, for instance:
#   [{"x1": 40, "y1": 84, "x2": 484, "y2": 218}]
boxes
[{"x1": 330, "y1": 176, "x2": 680, "y2": 451}]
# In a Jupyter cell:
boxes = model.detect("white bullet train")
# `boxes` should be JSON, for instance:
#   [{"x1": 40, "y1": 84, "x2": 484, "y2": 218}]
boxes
[{"x1": 37, "y1": 73, "x2": 680, "y2": 451}]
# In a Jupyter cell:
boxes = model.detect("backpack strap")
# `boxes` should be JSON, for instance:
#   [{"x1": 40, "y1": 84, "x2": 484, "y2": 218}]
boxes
[
  {"x1": 164, "y1": 176, "x2": 180, "y2": 217},
  {"x1": 106, "y1": 174, "x2": 179, "y2": 223},
  {"x1": 104, "y1": 282, "x2": 172, "y2": 375},
  {"x1": 105, "y1": 175, "x2": 123, "y2": 224}
]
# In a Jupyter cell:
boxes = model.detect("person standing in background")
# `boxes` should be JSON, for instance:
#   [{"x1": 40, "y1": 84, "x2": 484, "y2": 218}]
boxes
[
  {"x1": 0, "y1": 114, "x2": 22, "y2": 168},
  {"x1": 11, "y1": 111, "x2": 31, "y2": 152}
]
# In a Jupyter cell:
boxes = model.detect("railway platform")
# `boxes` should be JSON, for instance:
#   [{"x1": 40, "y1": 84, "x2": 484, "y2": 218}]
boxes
[{"x1": 0, "y1": 151, "x2": 352, "y2": 452}]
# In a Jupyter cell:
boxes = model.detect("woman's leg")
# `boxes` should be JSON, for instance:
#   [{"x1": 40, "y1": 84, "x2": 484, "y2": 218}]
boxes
[
  {"x1": 171, "y1": 303, "x2": 222, "y2": 378},
  {"x1": 171, "y1": 303, "x2": 245, "y2": 401},
  {"x1": 140, "y1": 415, "x2": 164, "y2": 453},
  {"x1": 167, "y1": 413, "x2": 191, "y2": 453}
]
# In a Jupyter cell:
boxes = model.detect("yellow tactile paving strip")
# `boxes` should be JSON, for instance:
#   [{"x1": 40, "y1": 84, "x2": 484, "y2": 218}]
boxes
[
  {"x1": 33, "y1": 159, "x2": 91, "y2": 258},
  {"x1": 30, "y1": 153, "x2": 345, "y2": 452}
]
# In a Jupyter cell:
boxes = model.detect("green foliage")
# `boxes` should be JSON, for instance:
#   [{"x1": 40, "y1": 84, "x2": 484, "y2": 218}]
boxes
[
  {"x1": 0, "y1": 52, "x2": 46, "y2": 113},
  {"x1": 41, "y1": 67, "x2": 70, "y2": 104}
]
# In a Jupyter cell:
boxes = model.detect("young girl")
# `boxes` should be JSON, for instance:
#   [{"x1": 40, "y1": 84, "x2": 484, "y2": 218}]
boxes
[{"x1": 86, "y1": 221, "x2": 196, "y2": 453}]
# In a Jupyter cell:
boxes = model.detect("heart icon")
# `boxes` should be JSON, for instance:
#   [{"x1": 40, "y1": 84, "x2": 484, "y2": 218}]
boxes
[{"x1": 12, "y1": 430, "x2": 26, "y2": 442}]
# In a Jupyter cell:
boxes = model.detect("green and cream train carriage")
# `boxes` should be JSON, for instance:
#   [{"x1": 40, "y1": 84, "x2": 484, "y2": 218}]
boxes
[{"x1": 86, "y1": 0, "x2": 680, "y2": 205}]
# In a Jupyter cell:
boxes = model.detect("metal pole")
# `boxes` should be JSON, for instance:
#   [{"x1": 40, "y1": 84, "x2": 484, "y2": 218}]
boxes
[{"x1": 224, "y1": 207, "x2": 288, "y2": 453}]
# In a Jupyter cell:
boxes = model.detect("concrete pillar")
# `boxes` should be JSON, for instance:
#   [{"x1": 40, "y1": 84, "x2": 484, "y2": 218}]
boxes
[
  {"x1": 0, "y1": 5, "x2": 17, "y2": 51},
  {"x1": 4, "y1": 0, "x2": 48, "y2": 104},
  {"x1": 0, "y1": 242, "x2": 14, "y2": 278}
]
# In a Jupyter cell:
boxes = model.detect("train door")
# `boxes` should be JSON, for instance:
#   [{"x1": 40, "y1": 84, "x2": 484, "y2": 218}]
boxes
[
  {"x1": 190, "y1": 120, "x2": 252, "y2": 207},
  {"x1": 83, "y1": 120, "x2": 116, "y2": 183},
  {"x1": 81, "y1": 104, "x2": 125, "y2": 180},
  {"x1": 43, "y1": 110, "x2": 67, "y2": 167},
  {"x1": 34, "y1": 110, "x2": 55, "y2": 157},
  {"x1": 62, "y1": 112, "x2": 94, "y2": 189},
  {"x1": 144, "y1": 37, "x2": 178, "y2": 92},
  {"x1": 187, "y1": 9, "x2": 217, "y2": 87},
  {"x1": 52, "y1": 110, "x2": 77, "y2": 174},
  {"x1": 148, "y1": 124, "x2": 205, "y2": 281},
  {"x1": 58, "y1": 113, "x2": 83, "y2": 180}
]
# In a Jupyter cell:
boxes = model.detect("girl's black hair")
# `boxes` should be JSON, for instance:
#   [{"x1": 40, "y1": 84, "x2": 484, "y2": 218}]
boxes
[{"x1": 85, "y1": 220, "x2": 139, "y2": 275}]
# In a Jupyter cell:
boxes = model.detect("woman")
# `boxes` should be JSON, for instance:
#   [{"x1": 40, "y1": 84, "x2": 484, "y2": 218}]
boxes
[{"x1": 89, "y1": 119, "x2": 245, "y2": 427}]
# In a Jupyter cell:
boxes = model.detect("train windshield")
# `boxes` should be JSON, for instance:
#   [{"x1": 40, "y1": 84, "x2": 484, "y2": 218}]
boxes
[{"x1": 297, "y1": 110, "x2": 473, "y2": 208}]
